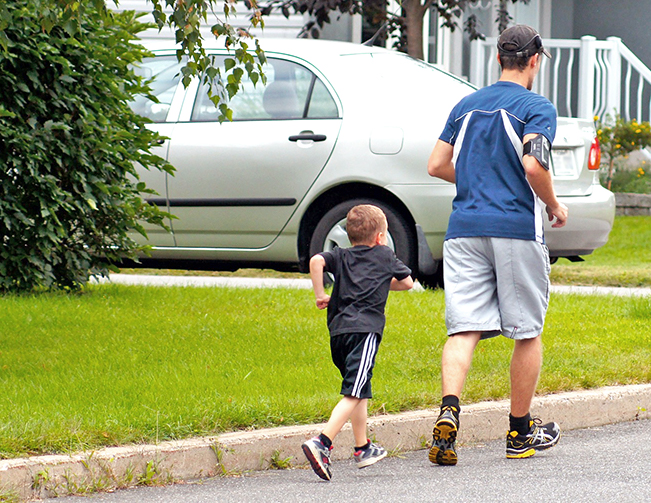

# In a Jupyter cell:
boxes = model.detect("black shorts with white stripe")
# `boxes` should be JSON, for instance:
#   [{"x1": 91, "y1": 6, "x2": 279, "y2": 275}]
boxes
[{"x1": 330, "y1": 332, "x2": 382, "y2": 399}]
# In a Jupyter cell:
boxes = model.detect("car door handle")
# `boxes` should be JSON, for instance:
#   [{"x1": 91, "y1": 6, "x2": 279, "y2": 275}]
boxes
[{"x1": 288, "y1": 134, "x2": 327, "y2": 142}]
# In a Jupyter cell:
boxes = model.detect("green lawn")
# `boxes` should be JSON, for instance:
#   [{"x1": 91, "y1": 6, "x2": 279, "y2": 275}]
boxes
[
  {"x1": 0, "y1": 285, "x2": 649, "y2": 459},
  {"x1": 551, "y1": 215, "x2": 651, "y2": 286}
]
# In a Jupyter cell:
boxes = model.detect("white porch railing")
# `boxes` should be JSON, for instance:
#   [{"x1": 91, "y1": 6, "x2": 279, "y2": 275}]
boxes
[{"x1": 470, "y1": 35, "x2": 651, "y2": 123}]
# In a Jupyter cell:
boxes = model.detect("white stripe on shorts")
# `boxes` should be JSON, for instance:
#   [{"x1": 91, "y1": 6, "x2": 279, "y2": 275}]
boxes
[{"x1": 351, "y1": 333, "x2": 377, "y2": 398}]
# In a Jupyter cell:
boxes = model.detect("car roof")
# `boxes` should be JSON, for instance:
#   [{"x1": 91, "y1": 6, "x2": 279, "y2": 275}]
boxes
[
  {"x1": 140, "y1": 37, "x2": 389, "y2": 60},
  {"x1": 139, "y1": 37, "x2": 474, "y2": 90}
]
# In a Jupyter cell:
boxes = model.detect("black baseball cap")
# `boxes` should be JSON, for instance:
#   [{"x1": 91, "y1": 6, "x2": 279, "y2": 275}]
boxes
[{"x1": 497, "y1": 25, "x2": 552, "y2": 59}]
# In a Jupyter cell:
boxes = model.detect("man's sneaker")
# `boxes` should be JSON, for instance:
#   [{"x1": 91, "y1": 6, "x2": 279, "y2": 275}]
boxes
[
  {"x1": 506, "y1": 418, "x2": 561, "y2": 459},
  {"x1": 354, "y1": 440, "x2": 387, "y2": 468},
  {"x1": 428, "y1": 405, "x2": 459, "y2": 466},
  {"x1": 301, "y1": 437, "x2": 332, "y2": 481}
]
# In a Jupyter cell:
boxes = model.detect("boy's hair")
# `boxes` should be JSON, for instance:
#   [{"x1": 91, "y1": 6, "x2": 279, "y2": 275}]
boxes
[{"x1": 346, "y1": 204, "x2": 387, "y2": 245}]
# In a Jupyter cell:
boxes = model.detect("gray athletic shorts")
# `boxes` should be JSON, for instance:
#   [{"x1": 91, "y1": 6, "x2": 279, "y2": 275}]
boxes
[{"x1": 443, "y1": 237, "x2": 551, "y2": 340}]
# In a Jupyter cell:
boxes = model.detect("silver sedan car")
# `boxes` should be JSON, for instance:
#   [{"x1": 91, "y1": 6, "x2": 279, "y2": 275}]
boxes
[{"x1": 131, "y1": 38, "x2": 615, "y2": 286}]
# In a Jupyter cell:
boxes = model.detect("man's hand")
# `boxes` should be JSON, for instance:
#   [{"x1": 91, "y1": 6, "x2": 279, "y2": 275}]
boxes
[
  {"x1": 315, "y1": 295, "x2": 330, "y2": 310},
  {"x1": 546, "y1": 202, "x2": 568, "y2": 228}
]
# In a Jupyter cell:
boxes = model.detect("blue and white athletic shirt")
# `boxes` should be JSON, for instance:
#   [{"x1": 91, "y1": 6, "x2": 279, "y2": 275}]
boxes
[{"x1": 439, "y1": 80, "x2": 557, "y2": 243}]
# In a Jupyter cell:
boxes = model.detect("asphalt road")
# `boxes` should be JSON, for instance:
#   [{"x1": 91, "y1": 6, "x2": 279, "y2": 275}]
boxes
[{"x1": 52, "y1": 419, "x2": 651, "y2": 503}]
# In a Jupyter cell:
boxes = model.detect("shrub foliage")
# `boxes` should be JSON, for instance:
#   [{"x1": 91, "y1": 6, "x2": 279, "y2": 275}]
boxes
[{"x1": 0, "y1": 1, "x2": 172, "y2": 291}]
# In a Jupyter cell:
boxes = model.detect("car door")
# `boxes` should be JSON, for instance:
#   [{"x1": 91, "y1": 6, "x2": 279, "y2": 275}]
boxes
[{"x1": 166, "y1": 56, "x2": 342, "y2": 249}]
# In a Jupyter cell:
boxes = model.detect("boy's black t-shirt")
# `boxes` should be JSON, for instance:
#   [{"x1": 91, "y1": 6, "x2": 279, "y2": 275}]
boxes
[{"x1": 320, "y1": 245, "x2": 412, "y2": 337}]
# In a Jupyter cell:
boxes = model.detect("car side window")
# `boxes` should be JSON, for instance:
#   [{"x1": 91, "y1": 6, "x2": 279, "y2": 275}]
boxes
[
  {"x1": 131, "y1": 56, "x2": 182, "y2": 123},
  {"x1": 307, "y1": 78, "x2": 339, "y2": 119},
  {"x1": 191, "y1": 58, "x2": 338, "y2": 121}
]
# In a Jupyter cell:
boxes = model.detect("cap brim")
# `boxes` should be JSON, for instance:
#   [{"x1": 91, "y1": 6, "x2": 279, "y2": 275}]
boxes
[{"x1": 542, "y1": 48, "x2": 552, "y2": 59}]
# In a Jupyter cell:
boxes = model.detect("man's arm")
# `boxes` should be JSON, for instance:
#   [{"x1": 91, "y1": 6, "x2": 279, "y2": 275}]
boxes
[
  {"x1": 309, "y1": 254, "x2": 330, "y2": 309},
  {"x1": 522, "y1": 133, "x2": 568, "y2": 228},
  {"x1": 427, "y1": 140, "x2": 455, "y2": 183}
]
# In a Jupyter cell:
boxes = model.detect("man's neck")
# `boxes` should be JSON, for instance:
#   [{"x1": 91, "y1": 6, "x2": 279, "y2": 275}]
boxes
[{"x1": 498, "y1": 69, "x2": 530, "y2": 88}]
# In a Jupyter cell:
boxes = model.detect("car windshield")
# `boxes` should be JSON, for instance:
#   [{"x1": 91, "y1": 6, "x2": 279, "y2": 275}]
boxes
[{"x1": 131, "y1": 56, "x2": 182, "y2": 122}]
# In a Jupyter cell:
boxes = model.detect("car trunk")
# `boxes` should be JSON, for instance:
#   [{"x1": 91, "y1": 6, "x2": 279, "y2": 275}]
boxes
[{"x1": 551, "y1": 117, "x2": 599, "y2": 196}]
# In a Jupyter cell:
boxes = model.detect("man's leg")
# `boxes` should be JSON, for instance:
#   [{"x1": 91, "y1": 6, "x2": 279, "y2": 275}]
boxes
[
  {"x1": 441, "y1": 331, "x2": 482, "y2": 397},
  {"x1": 506, "y1": 334, "x2": 560, "y2": 458},
  {"x1": 510, "y1": 335, "x2": 542, "y2": 417},
  {"x1": 430, "y1": 331, "x2": 481, "y2": 465}
]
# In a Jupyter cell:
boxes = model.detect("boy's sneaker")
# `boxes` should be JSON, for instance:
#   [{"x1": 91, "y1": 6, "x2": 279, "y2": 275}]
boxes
[
  {"x1": 302, "y1": 437, "x2": 332, "y2": 481},
  {"x1": 428, "y1": 405, "x2": 459, "y2": 466},
  {"x1": 506, "y1": 418, "x2": 561, "y2": 459},
  {"x1": 354, "y1": 440, "x2": 387, "y2": 468}
]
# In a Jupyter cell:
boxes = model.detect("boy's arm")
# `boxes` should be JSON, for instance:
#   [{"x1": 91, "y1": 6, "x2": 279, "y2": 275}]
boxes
[
  {"x1": 309, "y1": 254, "x2": 331, "y2": 309},
  {"x1": 390, "y1": 275, "x2": 414, "y2": 291}
]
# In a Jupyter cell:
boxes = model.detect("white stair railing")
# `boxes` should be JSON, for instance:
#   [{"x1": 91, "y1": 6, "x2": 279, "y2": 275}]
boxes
[{"x1": 470, "y1": 35, "x2": 651, "y2": 122}]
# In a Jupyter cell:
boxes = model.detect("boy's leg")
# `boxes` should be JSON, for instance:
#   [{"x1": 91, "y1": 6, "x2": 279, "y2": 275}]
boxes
[
  {"x1": 349, "y1": 398, "x2": 368, "y2": 447},
  {"x1": 302, "y1": 396, "x2": 361, "y2": 481},
  {"x1": 322, "y1": 396, "x2": 363, "y2": 442},
  {"x1": 349, "y1": 398, "x2": 388, "y2": 468}
]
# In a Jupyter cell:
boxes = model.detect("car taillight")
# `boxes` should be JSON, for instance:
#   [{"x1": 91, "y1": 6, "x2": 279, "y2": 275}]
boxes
[{"x1": 588, "y1": 136, "x2": 601, "y2": 170}]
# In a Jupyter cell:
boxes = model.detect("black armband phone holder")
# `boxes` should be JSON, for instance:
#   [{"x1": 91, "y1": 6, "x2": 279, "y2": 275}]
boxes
[{"x1": 523, "y1": 134, "x2": 551, "y2": 171}]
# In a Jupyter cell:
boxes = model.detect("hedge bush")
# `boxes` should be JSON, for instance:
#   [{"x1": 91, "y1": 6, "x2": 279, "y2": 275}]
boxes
[{"x1": 0, "y1": 2, "x2": 172, "y2": 291}]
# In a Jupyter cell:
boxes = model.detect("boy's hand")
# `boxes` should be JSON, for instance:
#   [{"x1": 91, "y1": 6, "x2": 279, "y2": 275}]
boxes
[
  {"x1": 310, "y1": 254, "x2": 330, "y2": 310},
  {"x1": 315, "y1": 295, "x2": 330, "y2": 310}
]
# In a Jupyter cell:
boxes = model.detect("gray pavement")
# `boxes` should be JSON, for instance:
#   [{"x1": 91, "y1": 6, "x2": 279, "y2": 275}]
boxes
[{"x1": 51, "y1": 419, "x2": 651, "y2": 502}]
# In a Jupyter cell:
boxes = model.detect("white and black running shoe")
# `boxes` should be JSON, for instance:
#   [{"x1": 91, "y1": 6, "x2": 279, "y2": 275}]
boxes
[
  {"x1": 302, "y1": 437, "x2": 333, "y2": 480},
  {"x1": 506, "y1": 418, "x2": 561, "y2": 459},
  {"x1": 354, "y1": 440, "x2": 387, "y2": 468}
]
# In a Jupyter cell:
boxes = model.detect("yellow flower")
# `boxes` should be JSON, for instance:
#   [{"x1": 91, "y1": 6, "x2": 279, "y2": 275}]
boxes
[
  {"x1": 636, "y1": 129, "x2": 642, "y2": 133},
  {"x1": 597, "y1": 129, "x2": 602, "y2": 135},
  {"x1": 616, "y1": 143, "x2": 621, "y2": 148},
  {"x1": 632, "y1": 141, "x2": 635, "y2": 145},
  {"x1": 638, "y1": 168, "x2": 645, "y2": 177},
  {"x1": 594, "y1": 115, "x2": 600, "y2": 122}
]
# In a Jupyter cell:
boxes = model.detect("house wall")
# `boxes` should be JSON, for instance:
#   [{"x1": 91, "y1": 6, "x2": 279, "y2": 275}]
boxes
[
  {"x1": 550, "y1": 0, "x2": 574, "y2": 39},
  {"x1": 553, "y1": 0, "x2": 651, "y2": 68}
]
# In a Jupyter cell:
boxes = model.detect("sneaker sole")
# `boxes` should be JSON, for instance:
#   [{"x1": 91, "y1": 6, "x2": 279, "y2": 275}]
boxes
[
  {"x1": 506, "y1": 432, "x2": 561, "y2": 459},
  {"x1": 302, "y1": 443, "x2": 331, "y2": 481},
  {"x1": 428, "y1": 421, "x2": 458, "y2": 466},
  {"x1": 357, "y1": 451, "x2": 387, "y2": 469}
]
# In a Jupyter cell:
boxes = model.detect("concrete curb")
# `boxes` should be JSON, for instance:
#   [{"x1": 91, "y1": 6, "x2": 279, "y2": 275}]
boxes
[{"x1": 2, "y1": 384, "x2": 650, "y2": 501}]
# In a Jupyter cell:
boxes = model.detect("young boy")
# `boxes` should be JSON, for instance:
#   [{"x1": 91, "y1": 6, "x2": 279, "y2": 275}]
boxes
[{"x1": 302, "y1": 204, "x2": 414, "y2": 481}]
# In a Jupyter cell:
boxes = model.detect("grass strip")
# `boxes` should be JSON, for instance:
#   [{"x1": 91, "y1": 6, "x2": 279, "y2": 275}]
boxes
[
  {"x1": 550, "y1": 215, "x2": 651, "y2": 286},
  {"x1": 0, "y1": 285, "x2": 649, "y2": 459}
]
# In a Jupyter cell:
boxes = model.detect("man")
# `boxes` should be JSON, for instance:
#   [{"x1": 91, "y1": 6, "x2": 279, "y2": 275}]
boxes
[{"x1": 427, "y1": 24, "x2": 568, "y2": 465}]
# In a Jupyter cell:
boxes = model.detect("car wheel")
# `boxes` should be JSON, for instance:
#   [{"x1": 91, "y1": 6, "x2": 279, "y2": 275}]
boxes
[{"x1": 308, "y1": 199, "x2": 417, "y2": 273}]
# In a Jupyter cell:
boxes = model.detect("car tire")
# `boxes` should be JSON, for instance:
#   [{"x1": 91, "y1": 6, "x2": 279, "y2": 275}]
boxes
[{"x1": 308, "y1": 199, "x2": 417, "y2": 274}]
